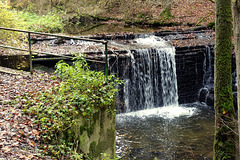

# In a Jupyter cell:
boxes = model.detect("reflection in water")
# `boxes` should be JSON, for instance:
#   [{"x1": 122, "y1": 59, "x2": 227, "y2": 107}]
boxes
[{"x1": 116, "y1": 103, "x2": 214, "y2": 160}]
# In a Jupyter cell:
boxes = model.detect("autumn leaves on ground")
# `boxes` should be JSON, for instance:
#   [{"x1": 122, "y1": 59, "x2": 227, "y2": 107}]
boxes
[
  {"x1": 0, "y1": 0, "x2": 216, "y2": 159},
  {"x1": 100, "y1": 0, "x2": 215, "y2": 27},
  {"x1": 0, "y1": 68, "x2": 59, "y2": 159}
]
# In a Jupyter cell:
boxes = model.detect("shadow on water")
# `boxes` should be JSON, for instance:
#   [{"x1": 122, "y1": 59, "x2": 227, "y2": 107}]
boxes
[{"x1": 116, "y1": 102, "x2": 214, "y2": 160}]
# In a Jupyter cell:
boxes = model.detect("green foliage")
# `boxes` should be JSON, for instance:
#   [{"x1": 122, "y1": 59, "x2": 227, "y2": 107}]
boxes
[
  {"x1": 19, "y1": 11, "x2": 64, "y2": 33},
  {"x1": 0, "y1": 1, "x2": 63, "y2": 47},
  {"x1": 1, "y1": 1, "x2": 63, "y2": 34},
  {"x1": 136, "y1": 12, "x2": 152, "y2": 22},
  {"x1": 160, "y1": 5, "x2": 174, "y2": 20},
  {"x1": 101, "y1": 153, "x2": 120, "y2": 160},
  {"x1": 27, "y1": 57, "x2": 122, "y2": 159},
  {"x1": 54, "y1": 57, "x2": 122, "y2": 117},
  {"x1": 207, "y1": 21, "x2": 215, "y2": 30},
  {"x1": 0, "y1": 1, "x2": 25, "y2": 46}
]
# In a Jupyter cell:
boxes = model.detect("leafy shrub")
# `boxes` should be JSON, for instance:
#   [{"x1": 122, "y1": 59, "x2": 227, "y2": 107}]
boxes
[
  {"x1": 1, "y1": 1, "x2": 63, "y2": 34},
  {"x1": 19, "y1": 11, "x2": 64, "y2": 33},
  {"x1": 0, "y1": 1, "x2": 25, "y2": 46},
  {"x1": 27, "y1": 57, "x2": 122, "y2": 159}
]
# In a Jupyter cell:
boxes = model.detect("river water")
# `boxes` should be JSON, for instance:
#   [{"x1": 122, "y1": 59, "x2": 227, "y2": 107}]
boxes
[
  {"x1": 114, "y1": 35, "x2": 214, "y2": 160},
  {"x1": 116, "y1": 103, "x2": 214, "y2": 160}
]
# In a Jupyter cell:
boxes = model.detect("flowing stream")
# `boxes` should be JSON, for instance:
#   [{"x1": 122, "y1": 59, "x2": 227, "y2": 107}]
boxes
[
  {"x1": 115, "y1": 36, "x2": 214, "y2": 159},
  {"x1": 116, "y1": 103, "x2": 214, "y2": 160}
]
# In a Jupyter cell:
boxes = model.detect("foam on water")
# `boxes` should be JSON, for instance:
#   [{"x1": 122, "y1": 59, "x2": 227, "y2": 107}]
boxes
[{"x1": 117, "y1": 104, "x2": 198, "y2": 121}]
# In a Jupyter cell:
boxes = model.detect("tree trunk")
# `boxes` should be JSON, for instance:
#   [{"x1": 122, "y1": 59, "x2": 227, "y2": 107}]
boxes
[
  {"x1": 214, "y1": 0, "x2": 236, "y2": 159},
  {"x1": 232, "y1": 0, "x2": 240, "y2": 156}
]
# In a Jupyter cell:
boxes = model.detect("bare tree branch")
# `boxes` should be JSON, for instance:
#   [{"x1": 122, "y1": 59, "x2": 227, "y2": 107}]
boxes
[{"x1": 195, "y1": 11, "x2": 214, "y2": 26}]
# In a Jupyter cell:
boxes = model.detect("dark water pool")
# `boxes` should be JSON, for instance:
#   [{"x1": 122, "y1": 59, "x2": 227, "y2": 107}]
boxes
[{"x1": 116, "y1": 103, "x2": 214, "y2": 160}]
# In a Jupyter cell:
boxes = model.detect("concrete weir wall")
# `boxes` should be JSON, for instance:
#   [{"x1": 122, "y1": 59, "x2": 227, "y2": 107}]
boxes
[
  {"x1": 102, "y1": 45, "x2": 215, "y2": 112},
  {"x1": 58, "y1": 107, "x2": 116, "y2": 160},
  {"x1": 0, "y1": 55, "x2": 30, "y2": 70},
  {"x1": 175, "y1": 45, "x2": 214, "y2": 104}
]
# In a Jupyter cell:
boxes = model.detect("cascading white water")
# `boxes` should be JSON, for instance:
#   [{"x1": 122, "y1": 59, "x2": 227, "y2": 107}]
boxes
[
  {"x1": 159, "y1": 47, "x2": 178, "y2": 106},
  {"x1": 122, "y1": 36, "x2": 177, "y2": 111},
  {"x1": 198, "y1": 46, "x2": 213, "y2": 104},
  {"x1": 203, "y1": 46, "x2": 213, "y2": 86},
  {"x1": 119, "y1": 35, "x2": 196, "y2": 118},
  {"x1": 123, "y1": 47, "x2": 174, "y2": 111}
]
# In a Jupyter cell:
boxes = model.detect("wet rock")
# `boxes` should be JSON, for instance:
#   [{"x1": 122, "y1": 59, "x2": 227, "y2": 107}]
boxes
[
  {"x1": 206, "y1": 92, "x2": 214, "y2": 107},
  {"x1": 54, "y1": 37, "x2": 66, "y2": 44},
  {"x1": 233, "y1": 92, "x2": 238, "y2": 112},
  {"x1": 198, "y1": 88, "x2": 209, "y2": 103}
]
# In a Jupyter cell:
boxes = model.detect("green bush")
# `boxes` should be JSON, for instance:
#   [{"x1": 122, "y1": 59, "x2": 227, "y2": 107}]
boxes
[
  {"x1": 27, "y1": 57, "x2": 122, "y2": 159},
  {"x1": 0, "y1": 1, "x2": 25, "y2": 46},
  {"x1": 1, "y1": 0, "x2": 64, "y2": 34},
  {"x1": 19, "y1": 11, "x2": 64, "y2": 33}
]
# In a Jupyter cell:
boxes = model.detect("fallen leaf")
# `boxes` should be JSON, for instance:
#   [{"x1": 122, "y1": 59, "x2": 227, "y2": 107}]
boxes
[
  {"x1": 18, "y1": 130, "x2": 25, "y2": 136},
  {"x1": 3, "y1": 146, "x2": 11, "y2": 153},
  {"x1": 28, "y1": 140, "x2": 35, "y2": 147},
  {"x1": 24, "y1": 127, "x2": 29, "y2": 133},
  {"x1": 11, "y1": 142, "x2": 19, "y2": 147},
  {"x1": 19, "y1": 155, "x2": 27, "y2": 159},
  {"x1": 32, "y1": 129, "x2": 40, "y2": 136}
]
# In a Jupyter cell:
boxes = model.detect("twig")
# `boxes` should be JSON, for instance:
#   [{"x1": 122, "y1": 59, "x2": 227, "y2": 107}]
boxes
[
  {"x1": 195, "y1": 11, "x2": 214, "y2": 26},
  {"x1": 221, "y1": 118, "x2": 239, "y2": 136},
  {"x1": 79, "y1": 148, "x2": 92, "y2": 160}
]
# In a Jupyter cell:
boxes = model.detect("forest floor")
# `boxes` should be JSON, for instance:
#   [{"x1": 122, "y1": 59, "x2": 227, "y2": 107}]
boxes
[
  {"x1": 91, "y1": 0, "x2": 216, "y2": 33},
  {"x1": 0, "y1": 67, "x2": 58, "y2": 159},
  {"x1": 0, "y1": 0, "x2": 216, "y2": 159},
  {"x1": 63, "y1": 0, "x2": 216, "y2": 35}
]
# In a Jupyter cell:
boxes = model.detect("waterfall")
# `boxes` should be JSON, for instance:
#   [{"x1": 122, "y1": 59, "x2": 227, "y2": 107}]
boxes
[
  {"x1": 203, "y1": 46, "x2": 213, "y2": 86},
  {"x1": 159, "y1": 47, "x2": 178, "y2": 106},
  {"x1": 198, "y1": 46, "x2": 213, "y2": 104},
  {"x1": 122, "y1": 36, "x2": 178, "y2": 112}
]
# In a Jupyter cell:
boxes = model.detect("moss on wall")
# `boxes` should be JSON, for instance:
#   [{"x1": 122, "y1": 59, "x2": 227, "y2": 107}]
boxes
[{"x1": 71, "y1": 105, "x2": 116, "y2": 159}]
